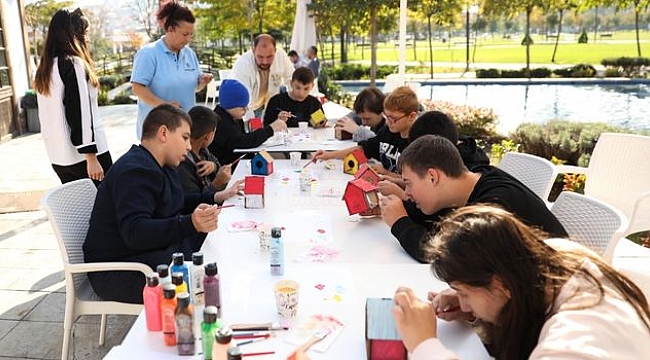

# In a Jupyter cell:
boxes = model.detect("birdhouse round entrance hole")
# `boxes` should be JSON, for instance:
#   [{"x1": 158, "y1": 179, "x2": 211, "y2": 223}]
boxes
[
  {"x1": 254, "y1": 160, "x2": 264, "y2": 169},
  {"x1": 347, "y1": 159, "x2": 355, "y2": 169}
]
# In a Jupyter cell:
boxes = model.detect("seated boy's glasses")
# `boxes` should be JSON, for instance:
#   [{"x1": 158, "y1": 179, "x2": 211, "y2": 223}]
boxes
[{"x1": 382, "y1": 112, "x2": 408, "y2": 122}]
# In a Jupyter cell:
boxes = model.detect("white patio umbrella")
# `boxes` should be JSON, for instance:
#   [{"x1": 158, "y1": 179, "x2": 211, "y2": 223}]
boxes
[{"x1": 290, "y1": 0, "x2": 317, "y2": 56}]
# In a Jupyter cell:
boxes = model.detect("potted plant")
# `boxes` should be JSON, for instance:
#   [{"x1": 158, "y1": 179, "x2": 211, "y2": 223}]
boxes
[{"x1": 20, "y1": 90, "x2": 39, "y2": 132}]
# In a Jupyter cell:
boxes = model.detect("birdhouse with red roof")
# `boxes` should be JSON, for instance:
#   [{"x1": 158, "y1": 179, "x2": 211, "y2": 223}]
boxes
[
  {"x1": 244, "y1": 176, "x2": 265, "y2": 209},
  {"x1": 250, "y1": 150, "x2": 274, "y2": 176},
  {"x1": 343, "y1": 148, "x2": 368, "y2": 176},
  {"x1": 342, "y1": 178, "x2": 379, "y2": 215},
  {"x1": 354, "y1": 163, "x2": 381, "y2": 186}
]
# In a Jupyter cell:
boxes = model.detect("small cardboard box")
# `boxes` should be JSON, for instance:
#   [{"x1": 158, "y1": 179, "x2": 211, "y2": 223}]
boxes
[{"x1": 365, "y1": 298, "x2": 407, "y2": 360}]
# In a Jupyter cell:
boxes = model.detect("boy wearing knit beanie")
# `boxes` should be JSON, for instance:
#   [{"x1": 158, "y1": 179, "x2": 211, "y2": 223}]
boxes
[{"x1": 208, "y1": 79, "x2": 287, "y2": 165}]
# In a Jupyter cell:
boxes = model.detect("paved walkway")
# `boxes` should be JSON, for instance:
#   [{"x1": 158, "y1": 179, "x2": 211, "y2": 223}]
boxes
[{"x1": 0, "y1": 104, "x2": 649, "y2": 359}]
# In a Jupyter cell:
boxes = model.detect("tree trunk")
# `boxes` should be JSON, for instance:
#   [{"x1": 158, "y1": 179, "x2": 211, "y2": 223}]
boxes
[
  {"x1": 551, "y1": 9, "x2": 564, "y2": 63},
  {"x1": 370, "y1": 6, "x2": 377, "y2": 86},
  {"x1": 427, "y1": 15, "x2": 433, "y2": 79},
  {"x1": 635, "y1": 6, "x2": 642, "y2": 56},
  {"x1": 412, "y1": 22, "x2": 417, "y2": 61},
  {"x1": 525, "y1": 7, "x2": 531, "y2": 78},
  {"x1": 340, "y1": 25, "x2": 348, "y2": 64}
]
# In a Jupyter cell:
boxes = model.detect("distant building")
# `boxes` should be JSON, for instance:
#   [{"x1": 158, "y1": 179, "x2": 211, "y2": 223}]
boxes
[{"x1": 0, "y1": 0, "x2": 33, "y2": 140}]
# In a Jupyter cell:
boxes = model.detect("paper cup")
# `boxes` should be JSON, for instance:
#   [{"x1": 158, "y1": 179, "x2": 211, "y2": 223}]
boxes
[
  {"x1": 298, "y1": 122, "x2": 308, "y2": 134},
  {"x1": 290, "y1": 152, "x2": 301, "y2": 169},
  {"x1": 274, "y1": 280, "x2": 300, "y2": 319}
]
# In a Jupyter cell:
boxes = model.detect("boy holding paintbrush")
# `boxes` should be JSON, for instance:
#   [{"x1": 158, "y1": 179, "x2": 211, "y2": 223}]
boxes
[
  {"x1": 263, "y1": 67, "x2": 325, "y2": 128},
  {"x1": 178, "y1": 106, "x2": 243, "y2": 205}
]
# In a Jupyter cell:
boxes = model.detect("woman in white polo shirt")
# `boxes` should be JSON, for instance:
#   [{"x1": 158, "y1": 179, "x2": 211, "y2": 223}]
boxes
[{"x1": 34, "y1": 8, "x2": 111, "y2": 185}]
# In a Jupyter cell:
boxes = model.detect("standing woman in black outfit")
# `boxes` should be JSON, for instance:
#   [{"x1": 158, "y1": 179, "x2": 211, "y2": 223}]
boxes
[{"x1": 34, "y1": 8, "x2": 112, "y2": 185}]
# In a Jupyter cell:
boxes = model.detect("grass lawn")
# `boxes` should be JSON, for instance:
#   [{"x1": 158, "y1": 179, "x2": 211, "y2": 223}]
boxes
[{"x1": 323, "y1": 30, "x2": 650, "y2": 66}]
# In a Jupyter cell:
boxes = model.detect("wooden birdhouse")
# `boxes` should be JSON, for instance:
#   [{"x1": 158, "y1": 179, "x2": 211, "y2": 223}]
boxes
[
  {"x1": 342, "y1": 178, "x2": 379, "y2": 215},
  {"x1": 343, "y1": 148, "x2": 368, "y2": 176},
  {"x1": 248, "y1": 117, "x2": 263, "y2": 131},
  {"x1": 365, "y1": 298, "x2": 407, "y2": 360},
  {"x1": 244, "y1": 176, "x2": 264, "y2": 209},
  {"x1": 354, "y1": 163, "x2": 381, "y2": 186},
  {"x1": 250, "y1": 150, "x2": 274, "y2": 176},
  {"x1": 335, "y1": 127, "x2": 352, "y2": 140},
  {"x1": 309, "y1": 108, "x2": 327, "y2": 128}
]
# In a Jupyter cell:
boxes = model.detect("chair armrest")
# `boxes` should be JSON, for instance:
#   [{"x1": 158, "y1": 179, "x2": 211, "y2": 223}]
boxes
[
  {"x1": 556, "y1": 164, "x2": 587, "y2": 175},
  {"x1": 628, "y1": 190, "x2": 650, "y2": 232},
  {"x1": 66, "y1": 262, "x2": 154, "y2": 276}
]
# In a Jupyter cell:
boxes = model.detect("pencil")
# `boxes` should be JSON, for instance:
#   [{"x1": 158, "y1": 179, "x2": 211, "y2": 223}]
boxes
[
  {"x1": 236, "y1": 335, "x2": 270, "y2": 346},
  {"x1": 232, "y1": 332, "x2": 270, "y2": 339},
  {"x1": 216, "y1": 204, "x2": 235, "y2": 210},
  {"x1": 243, "y1": 351, "x2": 275, "y2": 357}
]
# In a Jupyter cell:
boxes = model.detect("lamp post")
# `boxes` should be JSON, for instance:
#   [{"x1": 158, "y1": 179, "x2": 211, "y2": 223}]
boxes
[{"x1": 465, "y1": 3, "x2": 479, "y2": 72}]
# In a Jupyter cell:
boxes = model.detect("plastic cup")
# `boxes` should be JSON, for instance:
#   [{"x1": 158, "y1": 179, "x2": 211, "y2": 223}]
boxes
[
  {"x1": 298, "y1": 122, "x2": 308, "y2": 135},
  {"x1": 290, "y1": 152, "x2": 301, "y2": 169},
  {"x1": 274, "y1": 280, "x2": 300, "y2": 319}
]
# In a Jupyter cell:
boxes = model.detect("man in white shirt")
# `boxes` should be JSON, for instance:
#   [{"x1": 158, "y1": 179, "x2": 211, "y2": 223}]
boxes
[{"x1": 230, "y1": 33, "x2": 294, "y2": 119}]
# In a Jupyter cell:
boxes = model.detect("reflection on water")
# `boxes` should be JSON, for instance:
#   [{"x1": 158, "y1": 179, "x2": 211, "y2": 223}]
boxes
[{"x1": 343, "y1": 83, "x2": 650, "y2": 134}]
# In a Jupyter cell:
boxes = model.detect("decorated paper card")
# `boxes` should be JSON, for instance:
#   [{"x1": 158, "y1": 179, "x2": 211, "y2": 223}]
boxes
[{"x1": 284, "y1": 314, "x2": 345, "y2": 353}]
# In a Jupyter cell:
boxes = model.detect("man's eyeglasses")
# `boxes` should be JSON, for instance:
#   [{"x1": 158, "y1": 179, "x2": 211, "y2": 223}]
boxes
[{"x1": 382, "y1": 112, "x2": 408, "y2": 122}]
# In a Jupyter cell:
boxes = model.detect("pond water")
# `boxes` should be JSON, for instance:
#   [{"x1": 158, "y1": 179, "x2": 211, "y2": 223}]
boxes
[{"x1": 340, "y1": 82, "x2": 650, "y2": 135}]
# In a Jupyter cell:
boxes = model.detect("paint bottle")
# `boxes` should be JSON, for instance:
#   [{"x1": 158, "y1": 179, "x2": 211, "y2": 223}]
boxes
[
  {"x1": 227, "y1": 346, "x2": 243, "y2": 360},
  {"x1": 212, "y1": 327, "x2": 232, "y2": 360},
  {"x1": 143, "y1": 272, "x2": 162, "y2": 331},
  {"x1": 171, "y1": 252, "x2": 191, "y2": 294},
  {"x1": 157, "y1": 264, "x2": 172, "y2": 286},
  {"x1": 201, "y1": 306, "x2": 220, "y2": 360},
  {"x1": 192, "y1": 252, "x2": 205, "y2": 305},
  {"x1": 270, "y1": 227, "x2": 284, "y2": 276},
  {"x1": 161, "y1": 284, "x2": 177, "y2": 346},
  {"x1": 172, "y1": 272, "x2": 188, "y2": 295},
  {"x1": 175, "y1": 292, "x2": 195, "y2": 355},
  {"x1": 204, "y1": 262, "x2": 221, "y2": 310}
]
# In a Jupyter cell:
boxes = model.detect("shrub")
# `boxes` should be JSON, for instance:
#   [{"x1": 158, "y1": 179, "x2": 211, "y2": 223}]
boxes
[
  {"x1": 110, "y1": 92, "x2": 136, "y2": 105},
  {"x1": 99, "y1": 75, "x2": 121, "y2": 91},
  {"x1": 578, "y1": 29, "x2": 588, "y2": 43},
  {"x1": 421, "y1": 99, "x2": 499, "y2": 141},
  {"x1": 601, "y1": 57, "x2": 650, "y2": 77},
  {"x1": 490, "y1": 139, "x2": 520, "y2": 163},
  {"x1": 500, "y1": 69, "x2": 525, "y2": 78},
  {"x1": 571, "y1": 63, "x2": 596, "y2": 77},
  {"x1": 510, "y1": 120, "x2": 622, "y2": 166},
  {"x1": 604, "y1": 68, "x2": 621, "y2": 77},
  {"x1": 476, "y1": 68, "x2": 501, "y2": 78},
  {"x1": 530, "y1": 67, "x2": 552, "y2": 78},
  {"x1": 97, "y1": 91, "x2": 109, "y2": 106}
]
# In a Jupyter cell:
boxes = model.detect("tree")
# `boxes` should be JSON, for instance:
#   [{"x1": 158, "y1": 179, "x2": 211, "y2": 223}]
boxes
[
  {"x1": 410, "y1": 0, "x2": 462, "y2": 78},
  {"x1": 548, "y1": 0, "x2": 579, "y2": 63},
  {"x1": 25, "y1": 0, "x2": 74, "y2": 57},
  {"x1": 132, "y1": 0, "x2": 160, "y2": 42},
  {"x1": 483, "y1": 0, "x2": 545, "y2": 77},
  {"x1": 587, "y1": 0, "x2": 650, "y2": 56}
]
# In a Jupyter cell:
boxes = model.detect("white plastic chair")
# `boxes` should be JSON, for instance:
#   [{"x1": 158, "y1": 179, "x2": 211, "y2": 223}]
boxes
[
  {"x1": 556, "y1": 132, "x2": 650, "y2": 237},
  {"x1": 204, "y1": 79, "x2": 219, "y2": 106},
  {"x1": 498, "y1": 152, "x2": 557, "y2": 201},
  {"x1": 40, "y1": 179, "x2": 153, "y2": 360},
  {"x1": 551, "y1": 191, "x2": 628, "y2": 262}
]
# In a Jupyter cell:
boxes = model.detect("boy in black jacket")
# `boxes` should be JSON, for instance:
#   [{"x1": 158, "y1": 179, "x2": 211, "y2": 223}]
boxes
[
  {"x1": 83, "y1": 105, "x2": 221, "y2": 303},
  {"x1": 379, "y1": 135, "x2": 567, "y2": 263},
  {"x1": 208, "y1": 79, "x2": 287, "y2": 165}
]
